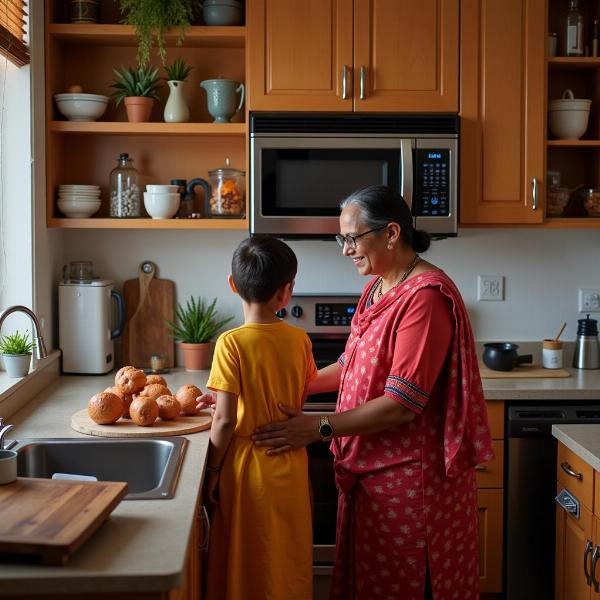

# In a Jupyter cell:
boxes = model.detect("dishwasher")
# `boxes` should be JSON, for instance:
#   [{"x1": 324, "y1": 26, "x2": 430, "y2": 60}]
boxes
[{"x1": 506, "y1": 401, "x2": 600, "y2": 600}]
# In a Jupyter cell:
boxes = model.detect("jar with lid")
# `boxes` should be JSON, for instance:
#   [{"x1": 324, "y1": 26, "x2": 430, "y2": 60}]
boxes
[
  {"x1": 546, "y1": 170, "x2": 570, "y2": 217},
  {"x1": 582, "y1": 188, "x2": 600, "y2": 217},
  {"x1": 110, "y1": 153, "x2": 141, "y2": 218},
  {"x1": 207, "y1": 158, "x2": 245, "y2": 217}
]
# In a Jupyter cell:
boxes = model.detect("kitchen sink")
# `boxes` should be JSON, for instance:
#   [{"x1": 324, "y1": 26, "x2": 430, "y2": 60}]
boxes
[{"x1": 12, "y1": 437, "x2": 187, "y2": 500}]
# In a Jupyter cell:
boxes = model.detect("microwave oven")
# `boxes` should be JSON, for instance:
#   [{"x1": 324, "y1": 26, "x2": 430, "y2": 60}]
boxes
[{"x1": 250, "y1": 113, "x2": 459, "y2": 238}]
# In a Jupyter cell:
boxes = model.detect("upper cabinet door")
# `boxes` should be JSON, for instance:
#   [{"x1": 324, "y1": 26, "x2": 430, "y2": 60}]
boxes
[
  {"x1": 460, "y1": 0, "x2": 545, "y2": 224},
  {"x1": 353, "y1": 0, "x2": 459, "y2": 112},
  {"x1": 247, "y1": 0, "x2": 354, "y2": 111}
]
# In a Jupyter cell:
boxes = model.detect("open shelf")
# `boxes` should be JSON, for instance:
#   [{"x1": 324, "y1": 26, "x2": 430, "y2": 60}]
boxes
[
  {"x1": 48, "y1": 217, "x2": 249, "y2": 230},
  {"x1": 547, "y1": 140, "x2": 600, "y2": 146},
  {"x1": 548, "y1": 57, "x2": 600, "y2": 70},
  {"x1": 48, "y1": 121, "x2": 246, "y2": 135},
  {"x1": 47, "y1": 24, "x2": 246, "y2": 48}
]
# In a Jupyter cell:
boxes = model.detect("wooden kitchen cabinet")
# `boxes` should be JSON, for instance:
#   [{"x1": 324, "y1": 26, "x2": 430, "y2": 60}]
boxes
[
  {"x1": 460, "y1": 0, "x2": 546, "y2": 225},
  {"x1": 248, "y1": 0, "x2": 458, "y2": 112},
  {"x1": 43, "y1": 0, "x2": 249, "y2": 230}
]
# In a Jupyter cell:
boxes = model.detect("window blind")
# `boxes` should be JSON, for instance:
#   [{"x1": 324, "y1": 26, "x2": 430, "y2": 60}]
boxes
[{"x1": 0, "y1": 0, "x2": 28, "y2": 67}]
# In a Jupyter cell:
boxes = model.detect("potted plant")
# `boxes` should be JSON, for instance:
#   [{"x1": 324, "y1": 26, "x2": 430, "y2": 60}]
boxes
[
  {"x1": 166, "y1": 296, "x2": 233, "y2": 371},
  {"x1": 0, "y1": 330, "x2": 35, "y2": 378},
  {"x1": 163, "y1": 57, "x2": 193, "y2": 123},
  {"x1": 111, "y1": 65, "x2": 161, "y2": 123},
  {"x1": 118, "y1": 0, "x2": 202, "y2": 67}
]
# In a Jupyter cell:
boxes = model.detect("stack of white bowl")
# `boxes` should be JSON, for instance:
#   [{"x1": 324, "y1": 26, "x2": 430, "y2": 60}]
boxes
[
  {"x1": 143, "y1": 185, "x2": 181, "y2": 219},
  {"x1": 57, "y1": 185, "x2": 101, "y2": 218},
  {"x1": 549, "y1": 89, "x2": 592, "y2": 140}
]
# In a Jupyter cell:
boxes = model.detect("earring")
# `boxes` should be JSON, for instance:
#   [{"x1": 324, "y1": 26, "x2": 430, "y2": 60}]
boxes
[{"x1": 387, "y1": 243, "x2": 393, "y2": 250}]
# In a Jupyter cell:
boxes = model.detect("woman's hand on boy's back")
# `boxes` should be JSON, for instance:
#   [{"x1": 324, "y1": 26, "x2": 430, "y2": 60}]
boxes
[{"x1": 196, "y1": 391, "x2": 217, "y2": 415}]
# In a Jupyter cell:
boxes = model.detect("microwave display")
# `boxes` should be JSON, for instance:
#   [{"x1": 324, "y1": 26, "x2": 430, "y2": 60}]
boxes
[{"x1": 261, "y1": 149, "x2": 399, "y2": 216}]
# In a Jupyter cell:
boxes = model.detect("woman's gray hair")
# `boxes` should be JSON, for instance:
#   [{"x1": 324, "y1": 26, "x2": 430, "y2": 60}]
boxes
[{"x1": 340, "y1": 185, "x2": 431, "y2": 253}]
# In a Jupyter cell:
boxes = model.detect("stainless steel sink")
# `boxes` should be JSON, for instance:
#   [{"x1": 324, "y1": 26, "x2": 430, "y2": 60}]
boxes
[{"x1": 12, "y1": 437, "x2": 187, "y2": 500}]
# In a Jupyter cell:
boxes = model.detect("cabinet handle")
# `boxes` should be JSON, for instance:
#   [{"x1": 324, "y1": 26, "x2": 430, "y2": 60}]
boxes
[
  {"x1": 592, "y1": 545, "x2": 600, "y2": 591},
  {"x1": 360, "y1": 66, "x2": 366, "y2": 100},
  {"x1": 342, "y1": 65, "x2": 349, "y2": 100},
  {"x1": 199, "y1": 505, "x2": 210, "y2": 552},
  {"x1": 561, "y1": 461, "x2": 583, "y2": 480},
  {"x1": 531, "y1": 177, "x2": 538, "y2": 210},
  {"x1": 474, "y1": 465, "x2": 487, "y2": 471},
  {"x1": 584, "y1": 540, "x2": 594, "y2": 585}
]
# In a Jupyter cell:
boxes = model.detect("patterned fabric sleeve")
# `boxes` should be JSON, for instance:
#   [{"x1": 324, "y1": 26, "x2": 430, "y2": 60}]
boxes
[
  {"x1": 206, "y1": 332, "x2": 241, "y2": 395},
  {"x1": 384, "y1": 287, "x2": 454, "y2": 414}
]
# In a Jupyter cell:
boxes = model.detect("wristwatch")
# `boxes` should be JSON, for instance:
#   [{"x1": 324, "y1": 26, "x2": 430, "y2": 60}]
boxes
[{"x1": 318, "y1": 415, "x2": 334, "y2": 442}]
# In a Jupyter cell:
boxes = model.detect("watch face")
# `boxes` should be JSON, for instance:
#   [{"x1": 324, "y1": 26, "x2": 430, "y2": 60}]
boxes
[{"x1": 320, "y1": 423, "x2": 333, "y2": 438}]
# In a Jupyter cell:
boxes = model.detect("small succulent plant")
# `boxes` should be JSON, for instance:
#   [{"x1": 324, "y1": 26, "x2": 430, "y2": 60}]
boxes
[
  {"x1": 164, "y1": 57, "x2": 192, "y2": 82},
  {"x1": 111, "y1": 65, "x2": 161, "y2": 105},
  {"x1": 166, "y1": 296, "x2": 233, "y2": 344},
  {"x1": 0, "y1": 330, "x2": 35, "y2": 355}
]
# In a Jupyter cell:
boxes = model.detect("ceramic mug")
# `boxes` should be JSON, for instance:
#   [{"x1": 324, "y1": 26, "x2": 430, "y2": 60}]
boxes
[{"x1": 0, "y1": 449, "x2": 17, "y2": 485}]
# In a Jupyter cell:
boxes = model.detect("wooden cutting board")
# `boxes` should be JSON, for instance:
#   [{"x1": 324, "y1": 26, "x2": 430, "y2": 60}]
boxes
[
  {"x1": 0, "y1": 477, "x2": 127, "y2": 565},
  {"x1": 71, "y1": 409, "x2": 212, "y2": 437},
  {"x1": 122, "y1": 261, "x2": 175, "y2": 369},
  {"x1": 479, "y1": 363, "x2": 571, "y2": 379}
]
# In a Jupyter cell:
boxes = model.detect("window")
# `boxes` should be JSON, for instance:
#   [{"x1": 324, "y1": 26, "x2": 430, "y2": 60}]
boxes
[{"x1": 0, "y1": 0, "x2": 29, "y2": 67}]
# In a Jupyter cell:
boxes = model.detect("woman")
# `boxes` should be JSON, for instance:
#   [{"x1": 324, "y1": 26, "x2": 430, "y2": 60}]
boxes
[{"x1": 252, "y1": 185, "x2": 494, "y2": 600}]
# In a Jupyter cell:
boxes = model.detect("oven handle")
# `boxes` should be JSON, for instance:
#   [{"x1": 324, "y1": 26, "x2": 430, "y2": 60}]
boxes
[{"x1": 400, "y1": 139, "x2": 413, "y2": 211}]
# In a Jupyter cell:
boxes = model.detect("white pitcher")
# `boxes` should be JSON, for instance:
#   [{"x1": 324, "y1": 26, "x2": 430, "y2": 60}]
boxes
[{"x1": 164, "y1": 80, "x2": 190, "y2": 123}]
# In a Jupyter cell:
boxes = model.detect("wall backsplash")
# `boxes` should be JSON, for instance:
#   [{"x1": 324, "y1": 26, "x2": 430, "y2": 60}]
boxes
[{"x1": 62, "y1": 227, "x2": 600, "y2": 344}]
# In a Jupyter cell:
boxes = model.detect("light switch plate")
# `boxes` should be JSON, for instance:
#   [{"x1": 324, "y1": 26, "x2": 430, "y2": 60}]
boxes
[
  {"x1": 578, "y1": 288, "x2": 600, "y2": 312},
  {"x1": 478, "y1": 275, "x2": 505, "y2": 301}
]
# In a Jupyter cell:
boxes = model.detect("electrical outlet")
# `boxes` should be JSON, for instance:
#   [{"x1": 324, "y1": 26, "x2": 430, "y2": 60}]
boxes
[
  {"x1": 579, "y1": 288, "x2": 600, "y2": 312},
  {"x1": 477, "y1": 275, "x2": 505, "y2": 301}
]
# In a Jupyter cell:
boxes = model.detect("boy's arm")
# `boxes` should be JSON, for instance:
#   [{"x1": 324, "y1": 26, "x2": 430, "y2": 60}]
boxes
[{"x1": 206, "y1": 390, "x2": 238, "y2": 470}]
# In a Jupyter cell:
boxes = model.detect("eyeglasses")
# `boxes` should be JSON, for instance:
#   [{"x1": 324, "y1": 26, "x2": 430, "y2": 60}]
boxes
[{"x1": 335, "y1": 225, "x2": 386, "y2": 250}]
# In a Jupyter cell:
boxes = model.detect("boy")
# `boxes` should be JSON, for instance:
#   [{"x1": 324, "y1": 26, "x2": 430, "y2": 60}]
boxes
[{"x1": 204, "y1": 235, "x2": 317, "y2": 600}]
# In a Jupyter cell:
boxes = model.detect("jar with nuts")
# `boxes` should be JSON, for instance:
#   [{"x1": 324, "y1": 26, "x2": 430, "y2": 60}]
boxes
[
  {"x1": 583, "y1": 188, "x2": 600, "y2": 217},
  {"x1": 109, "y1": 153, "x2": 141, "y2": 218},
  {"x1": 207, "y1": 157, "x2": 245, "y2": 218}
]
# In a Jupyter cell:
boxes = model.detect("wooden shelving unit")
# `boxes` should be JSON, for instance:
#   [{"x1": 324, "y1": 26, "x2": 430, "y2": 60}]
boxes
[
  {"x1": 548, "y1": 57, "x2": 600, "y2": 69},
  {"x1": 48, "y1": 217, "x2": 248, "y2": 229},
  {"x1": 49, "y1": 121, "x2": 246, "y2": 136}
]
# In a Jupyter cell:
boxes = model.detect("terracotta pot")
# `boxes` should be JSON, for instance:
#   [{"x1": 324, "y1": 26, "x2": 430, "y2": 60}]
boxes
[
  {"x1": 180, "y1": 342, "x2": 214, "y2": 372},
  {"x1": 124, "y1": 97, "x2": 154, "y2": 123}
]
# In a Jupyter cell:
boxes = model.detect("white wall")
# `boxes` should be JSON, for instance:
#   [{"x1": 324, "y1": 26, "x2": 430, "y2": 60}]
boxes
[{"x1": 61, "y1": 227, "x2": 600, "y2": 343}]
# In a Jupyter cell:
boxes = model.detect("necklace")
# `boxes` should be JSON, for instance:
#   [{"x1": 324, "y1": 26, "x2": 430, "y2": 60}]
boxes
[{"x1": 375, "y1": 254, "x2": 421, "y2": 300}]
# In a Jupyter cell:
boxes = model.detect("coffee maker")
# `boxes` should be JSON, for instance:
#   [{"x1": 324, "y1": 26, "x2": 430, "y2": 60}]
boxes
[
  {"x1": 59, "y1": 262, "x2": 124, "y2": 374},
  {"x1": 573, "y1": 314, "x2": 600, "y2": 369}
]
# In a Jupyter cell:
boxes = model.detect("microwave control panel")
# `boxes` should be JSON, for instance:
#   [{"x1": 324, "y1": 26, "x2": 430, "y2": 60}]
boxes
[{"x1": 414, "y1": 149, "x2": 450, "y2": 217}]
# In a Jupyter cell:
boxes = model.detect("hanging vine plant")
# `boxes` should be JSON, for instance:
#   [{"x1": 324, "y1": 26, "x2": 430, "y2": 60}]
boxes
[{"x1": 118, "y1": 0, "x2": 202, "y2": 66}]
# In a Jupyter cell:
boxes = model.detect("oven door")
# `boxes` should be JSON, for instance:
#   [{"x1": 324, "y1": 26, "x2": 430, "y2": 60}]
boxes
[{"x1": 250, "y1": 136, "x2": 413, "y2": 236}]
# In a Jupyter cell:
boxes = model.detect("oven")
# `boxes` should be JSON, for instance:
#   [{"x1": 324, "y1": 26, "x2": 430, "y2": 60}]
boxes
[
  {"x1": 250, "y1": 112, "x2": 459, "y2": 238},
  {"x1": 276, "y1": 294, "x2": 359, "y2": 581}
]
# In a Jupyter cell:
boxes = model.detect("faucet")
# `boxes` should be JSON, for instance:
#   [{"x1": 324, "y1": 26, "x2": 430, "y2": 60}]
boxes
[
  {"x1": 0, "y1": 419, "x2": 14, "y2": 450},
  {"x1": 0, "y1": 305, "x2": 48, "y2": 360}
]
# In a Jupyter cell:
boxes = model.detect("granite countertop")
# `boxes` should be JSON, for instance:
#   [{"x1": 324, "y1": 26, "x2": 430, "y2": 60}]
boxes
[
  {"x1": 0, "y1": 369, "x2": 211, "y2": 597},
  {"x1": 553, "y1": 424, "x2": 600, "y2": 473}
]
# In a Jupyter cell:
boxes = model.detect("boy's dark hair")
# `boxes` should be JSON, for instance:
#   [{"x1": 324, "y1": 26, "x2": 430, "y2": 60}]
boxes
[{"x1": 231, "y1": 235, "x2": 298, "y2": 303}]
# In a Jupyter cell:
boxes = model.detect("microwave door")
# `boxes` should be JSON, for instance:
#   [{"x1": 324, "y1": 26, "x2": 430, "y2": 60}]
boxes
[{"x1": 251, "y1": 137, "x2": 412, "y2": 237}]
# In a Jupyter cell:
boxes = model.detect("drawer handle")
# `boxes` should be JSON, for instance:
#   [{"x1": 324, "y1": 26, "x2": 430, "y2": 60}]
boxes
[
  {"x1": 561, "y1": 461, "x2": 583, "y2": 480},
  {"x1": 199, "y1": 505, "x2": 210, "y2": 552},
  {"x1": 475, "y1": 465, "x2": 487, "y2": 471},
  {"x1": 584, "y1": 540, "x2": 594, "y2": 585},
  {"x1": 592, "y1": 545, "x2": 600, "y2": 591}
]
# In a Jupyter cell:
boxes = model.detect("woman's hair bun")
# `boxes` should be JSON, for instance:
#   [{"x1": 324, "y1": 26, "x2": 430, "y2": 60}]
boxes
[{"x1": 411, "y1": 228, "x2": 431, "y2": 253}]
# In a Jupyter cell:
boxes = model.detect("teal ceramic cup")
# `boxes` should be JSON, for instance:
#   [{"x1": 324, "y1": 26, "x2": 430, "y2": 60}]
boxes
[{"x1": 200, "y1": 79, "x2": 245, "y2": 123}]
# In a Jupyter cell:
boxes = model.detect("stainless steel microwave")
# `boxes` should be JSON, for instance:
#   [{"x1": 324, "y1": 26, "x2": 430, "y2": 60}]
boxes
[{"x1": 250, "y1": 113, "x2": 459, "y2": 238}]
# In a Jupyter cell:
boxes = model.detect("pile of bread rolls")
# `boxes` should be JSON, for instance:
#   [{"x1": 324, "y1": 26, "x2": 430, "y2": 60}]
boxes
[{"x1": 87, "y1": 366, "x2": 204, "y2": 427}]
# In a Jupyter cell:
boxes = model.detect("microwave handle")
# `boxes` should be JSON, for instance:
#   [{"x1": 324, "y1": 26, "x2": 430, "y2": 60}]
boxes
[{"x1": 400, "y1": 139, "x2": 413, "y2": 211}]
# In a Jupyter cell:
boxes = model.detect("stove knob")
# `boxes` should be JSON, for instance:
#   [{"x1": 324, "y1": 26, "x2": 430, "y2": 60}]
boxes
[
  {"x1": 275, "y1": 308, "x2": 287, "y2": 318},
  {"x1": 291, "y1": 305, "x2": 303, "y2": 319}
]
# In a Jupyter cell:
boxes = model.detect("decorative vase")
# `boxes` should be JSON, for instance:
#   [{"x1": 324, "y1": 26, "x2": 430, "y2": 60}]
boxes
[
  {"x1": 124, "y1": 97, "x2": 154, "y2": 123},
  {"x1": 200, "y1": 79, "x2": 245, "y2": 123},
  {"x1": 180, "y1": 342, "x2": 215, "y2": 371},
  {"x1": 164, "y1": 81, "x2": 190, "y2": 123},
  {"x1": 2, "y1": 353, "x2": 32, "y2": 378}
]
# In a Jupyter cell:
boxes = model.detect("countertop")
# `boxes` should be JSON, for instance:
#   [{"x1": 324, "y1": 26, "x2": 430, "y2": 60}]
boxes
[
  {"x1": 0, "y1": 369, "x2": 210, "y2": 597},
  {"x1": 553, "y1": 424, "x2": 600, "y2": 473}
]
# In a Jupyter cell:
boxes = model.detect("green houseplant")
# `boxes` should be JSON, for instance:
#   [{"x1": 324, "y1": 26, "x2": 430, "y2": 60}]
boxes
[
  {"x1": 0, "y1": 330, "x2": 35, "y2": 378},
  {"x1": 111, "y1": 65, "x2": 161, "y2": 122},
  {"x1": 163, "y1": 57, "x2": 193, "y2": 123},
  {"x1": 166, "y1": 296, "x2": 233, "y2": 371},
  {"x1": 118, "y1": 0, "x2": 202, "y2": 67}
]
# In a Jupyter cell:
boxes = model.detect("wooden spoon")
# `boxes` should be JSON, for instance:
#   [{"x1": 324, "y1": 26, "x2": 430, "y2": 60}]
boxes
[{"x1": 555, "y1": 322, "x2": 567, "y2": 341}]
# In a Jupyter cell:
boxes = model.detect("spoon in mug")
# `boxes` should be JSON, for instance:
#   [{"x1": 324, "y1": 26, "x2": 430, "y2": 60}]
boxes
[{"x1": 555, "y1": 322, "x2": 567, "y2": 341}]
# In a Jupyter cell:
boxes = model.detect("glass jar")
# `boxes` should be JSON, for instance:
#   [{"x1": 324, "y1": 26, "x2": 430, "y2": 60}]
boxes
[
  {"x1": 109, "y1": 153, "x2": 141, "y2": 218},
  {"x1": 546, "y1": 170, "x2": 570, "y2": 217},
  {"x1": 582, "y1": 188, "x2": 600, "y2": 217},
  {"x1": 207, "y1": 158, "x2": 245, "y2": 217}
]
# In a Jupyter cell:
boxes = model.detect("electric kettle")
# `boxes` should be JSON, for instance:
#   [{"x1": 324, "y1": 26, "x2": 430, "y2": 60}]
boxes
[{"x1": 573, "y1": 314, "x2": 600, "y2": 369}]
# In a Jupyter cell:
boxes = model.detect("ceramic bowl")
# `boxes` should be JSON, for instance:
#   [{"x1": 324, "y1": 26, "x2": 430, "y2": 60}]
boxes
[
  {"x1": 203, "y1": 0, "x2": 243, "y2": 25},
  {"x1": 548, "y1": 108, "x2": 590, "y2": 139},
  {"x1": 54, "y1": 93, "x2": 109, "y2": 122},
  {"x1": 143, "y1": 192, "x2": 180, "y2": 219},
  {"x1": 57, "y1": 200, "x2": 101, "y2": 218},
  {"x1": 146, "y1": 184, "x2": 179, "y2": 194}
]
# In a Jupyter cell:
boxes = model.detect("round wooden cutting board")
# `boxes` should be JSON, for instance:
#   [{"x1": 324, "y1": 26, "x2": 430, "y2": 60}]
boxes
[{"x1": 71, "y1": 409, "x2": 212, "y2": 437}]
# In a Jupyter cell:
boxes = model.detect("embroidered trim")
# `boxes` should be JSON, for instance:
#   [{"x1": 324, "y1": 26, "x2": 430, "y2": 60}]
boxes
[
  {"x1": 384, "y1": 375, "x2": 429, "y2": 413},
  {"x1": 387, "y1": 374, "x2": 430, "y2": 400},
  {"x1": 338, "y1": 355, "x2": 345, "y2": 366}
]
